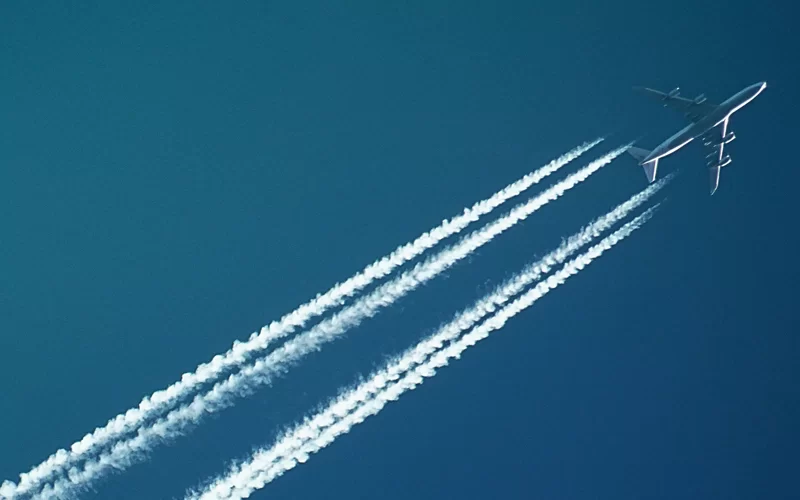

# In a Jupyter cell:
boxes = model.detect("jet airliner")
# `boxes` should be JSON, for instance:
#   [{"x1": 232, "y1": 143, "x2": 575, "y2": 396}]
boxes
[{"x1": 628, "y1": 81, "x2": 767, "y2": 194}]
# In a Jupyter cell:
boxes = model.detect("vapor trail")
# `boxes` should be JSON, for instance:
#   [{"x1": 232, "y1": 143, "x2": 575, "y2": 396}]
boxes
[
  {"x1": 0, "y1": 139, "x2": 601, "y2": 500},
  {"x1": 30, "y1": 145, "x2": 627, "y2": 500},
  {"x1": 188, "y1": 202, "x2": 659, "y2": 500}
]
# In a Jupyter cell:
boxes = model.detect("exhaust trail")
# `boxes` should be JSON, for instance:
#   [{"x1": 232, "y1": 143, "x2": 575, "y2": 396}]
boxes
[
  {"x1": 0, "y1": 139, "x2": 601, "y2": 500},
  {"x1": 30, "y1": 145, "x2": 628, "y2": 500},
  {"x1": 187, "y1": 203, "x2": 660, "y2": 500}
]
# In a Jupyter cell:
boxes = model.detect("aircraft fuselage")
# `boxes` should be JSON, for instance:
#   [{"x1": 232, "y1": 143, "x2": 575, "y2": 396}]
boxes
[{"x1": 641, "y1": 82, "x2": 767, "y2": 165}]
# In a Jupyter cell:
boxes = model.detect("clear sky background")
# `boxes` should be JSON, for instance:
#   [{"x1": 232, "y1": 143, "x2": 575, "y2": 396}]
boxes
[{"x1": 1, "y1": 2, "x2": 797, "y2": 499}]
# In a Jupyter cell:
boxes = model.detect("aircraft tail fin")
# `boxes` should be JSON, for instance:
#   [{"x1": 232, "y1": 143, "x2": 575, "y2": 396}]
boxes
[{"x1": 627, "y1": 147, "x2": 658, "y2": 183}]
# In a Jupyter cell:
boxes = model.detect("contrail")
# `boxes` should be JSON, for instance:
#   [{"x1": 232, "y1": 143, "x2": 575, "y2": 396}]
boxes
[
  {"x1": 187, "y1": 202, "x2": 660, "y2": 500},
  {"x1": 29, "y1": 145, "x2": 627, "y2": 500},
  {"x1": 0, "y1": 139, "x2": 601, "y2": 500}
]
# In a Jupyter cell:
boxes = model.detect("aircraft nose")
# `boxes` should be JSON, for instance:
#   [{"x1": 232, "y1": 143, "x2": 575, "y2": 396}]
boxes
[{"x1": 751, "y1": 81, "x2": 767, "y2": 96}]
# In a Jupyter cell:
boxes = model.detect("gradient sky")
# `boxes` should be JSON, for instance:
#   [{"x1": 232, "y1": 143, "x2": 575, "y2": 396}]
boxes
[{"x1": 1, "y1": 2, "x2": 798, "y2": 499}]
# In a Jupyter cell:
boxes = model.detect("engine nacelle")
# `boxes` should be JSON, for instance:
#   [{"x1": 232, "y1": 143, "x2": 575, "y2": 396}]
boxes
[
  {"x1": 707, "y1": 154, "x2": 731, "y2": 169},
  {"x1": 703, "y1": 132, "x2": 736, "y2": 148},
  {"x1": 667, "y1": 87, "x2": 680, "y2": 99},
  {"x1": 694, "y1": 93, "x2": 707, "y2": 104}
]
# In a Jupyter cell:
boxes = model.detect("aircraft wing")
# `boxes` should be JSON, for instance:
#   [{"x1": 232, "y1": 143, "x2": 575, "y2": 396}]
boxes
[
  {"x1": 702, "y1": 117, "x2": 734, "y2": 195},
  {"x1": 634, "y1": 86, "x2": 718, "y2": 122}
]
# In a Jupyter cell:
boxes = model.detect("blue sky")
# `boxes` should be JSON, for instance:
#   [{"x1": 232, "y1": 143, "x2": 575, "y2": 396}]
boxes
[{"x1": 1, "y1": 2, "x2": 797, "y2": 499}]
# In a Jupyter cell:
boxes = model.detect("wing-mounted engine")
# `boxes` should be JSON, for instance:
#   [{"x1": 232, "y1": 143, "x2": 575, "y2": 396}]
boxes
[
  {"x1": 703, "y1": 131, "x2": 736, "y2": 148},
  {"x1": 693, "y1": 93, "x2": 707, "y2": 104},
  {"x1": 707, "y1": 154, "x2": 732, "y2": 169},
  {"x1": 662, "y1": 87, "x2": 680, "y2": 105}
]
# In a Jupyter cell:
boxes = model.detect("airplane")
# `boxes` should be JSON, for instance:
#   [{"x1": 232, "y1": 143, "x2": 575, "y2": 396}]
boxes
[{"x1": 628, "y1": 81, "x2": 767, "y2": 194}]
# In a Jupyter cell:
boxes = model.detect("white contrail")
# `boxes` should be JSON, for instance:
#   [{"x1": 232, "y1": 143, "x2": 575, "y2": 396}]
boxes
[
  {"x1": 0, "y1": 139, "x2": 601, "y2": 500},
  {"x1": 30, "y1": 145, "x2": 627, "y2": 500},
  {"x1": 188, "y1": 202, "x2": 660, "y2": 500}
]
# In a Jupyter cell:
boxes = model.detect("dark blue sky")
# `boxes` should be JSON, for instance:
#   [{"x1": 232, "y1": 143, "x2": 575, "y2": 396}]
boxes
[{"x1": 1, "y1": 2, "x2": 797, "y2": 499}]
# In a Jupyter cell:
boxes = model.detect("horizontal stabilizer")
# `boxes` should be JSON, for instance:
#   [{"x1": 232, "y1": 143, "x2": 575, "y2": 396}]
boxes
[
  {"x1": 627, "y1": 147, "x2": 658, "y2": 182},
  {"x1": 627, "y1": 146, "x2": 651, "y2": 163},
  {"x1": 642, "y1": 159, "x2": 658, "y2": 183}
]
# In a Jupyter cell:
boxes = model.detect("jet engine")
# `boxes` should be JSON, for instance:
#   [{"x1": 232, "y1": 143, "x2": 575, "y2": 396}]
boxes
[
  {"x1": 694, "y1": 93, "x2": 707, "y2": 104},
  {"x1": 667, "y1": 87, "x2": 680, "y2": 98},
  {"x1": 703, "y1": 132, "x2": 736, "y2": 148},
  {"x1": 707, "y1": 154, "x2": 732, "y2": 169}
]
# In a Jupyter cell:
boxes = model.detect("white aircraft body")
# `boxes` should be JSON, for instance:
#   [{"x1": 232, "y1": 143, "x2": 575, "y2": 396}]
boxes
[{"x1": 629, "y1": 81, "x2": 767, "y2": 194}]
